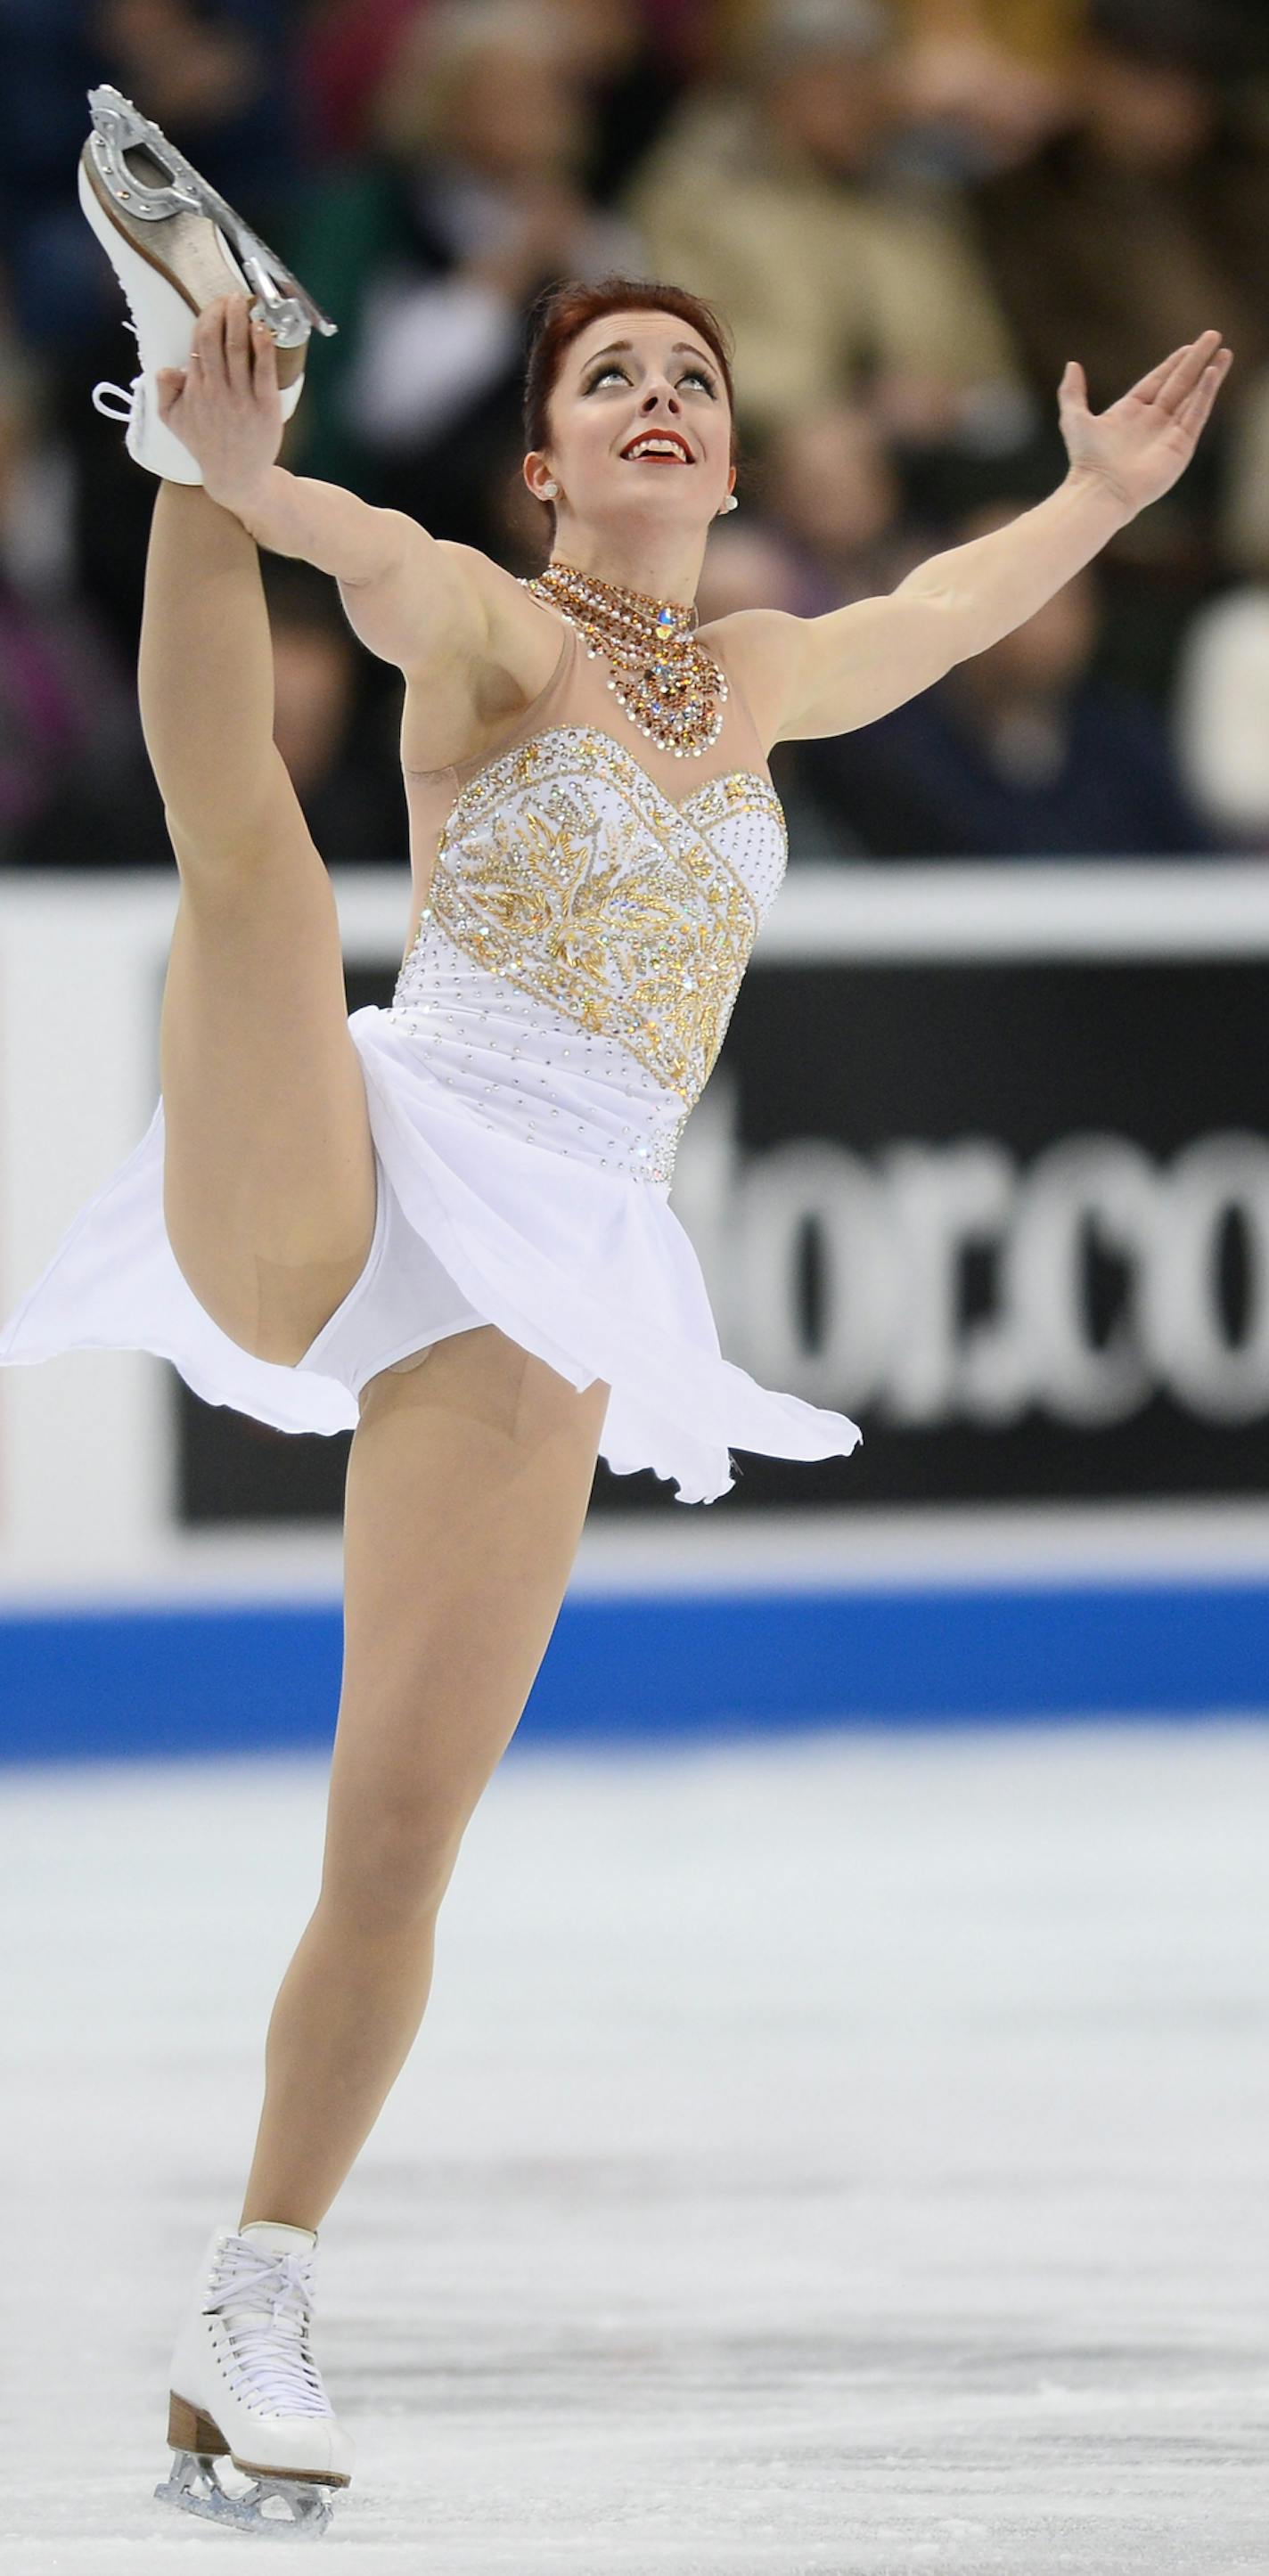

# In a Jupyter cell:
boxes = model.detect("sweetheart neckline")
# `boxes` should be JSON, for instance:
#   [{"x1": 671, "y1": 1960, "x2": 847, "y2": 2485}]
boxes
[
  {"x1": 434, "y1": 721, "x2": 785, "y2": 834},
  {"x1": 558, "y1": 724, "x2": 781, "y2": 817}
]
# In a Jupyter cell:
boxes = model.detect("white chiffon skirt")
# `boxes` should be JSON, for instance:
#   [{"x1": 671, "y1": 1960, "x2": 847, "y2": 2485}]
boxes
[{"x1": 0, "y1": 1004, "x2": 864, "y2": 1505}]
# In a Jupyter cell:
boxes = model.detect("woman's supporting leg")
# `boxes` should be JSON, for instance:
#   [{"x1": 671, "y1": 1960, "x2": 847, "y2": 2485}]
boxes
[
  {"x1": 141, "y1": 483, "x2": 377, "y2": 1361},
  {"x1": 239, "y1": 1325, "x2": 610, "y2": 2231},
  {"x1": 143, "y1": 487, "x2": 609, "y2": 2226}
]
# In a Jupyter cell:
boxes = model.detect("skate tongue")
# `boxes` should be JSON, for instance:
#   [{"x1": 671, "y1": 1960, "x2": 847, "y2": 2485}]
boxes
[
  {"x1": 239, "y1": 2220, "x2": 317, "y2": 2258},
  {"x1": 219, "y1": 2223, "x2": 318, "y2": 2335}
]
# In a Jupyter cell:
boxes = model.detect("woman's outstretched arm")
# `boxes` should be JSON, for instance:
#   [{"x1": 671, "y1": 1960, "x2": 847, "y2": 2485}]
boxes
[
  {"x1": 156, "y1": 294, "x2": 488, "y2": 677},
  {"x1": 757, "y1": 329, "x2": 1234, "y2": 745}
]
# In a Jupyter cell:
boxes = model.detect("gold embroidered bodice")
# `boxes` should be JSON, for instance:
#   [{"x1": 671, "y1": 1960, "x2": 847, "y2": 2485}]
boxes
[{"x1": 389, "y1": 613, "x2": 787, "y2": 1185}]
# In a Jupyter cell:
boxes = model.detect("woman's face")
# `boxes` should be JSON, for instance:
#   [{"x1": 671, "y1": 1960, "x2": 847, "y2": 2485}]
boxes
[{"x1": 528, "y1": 308, "x2": 735, "y2": 532}]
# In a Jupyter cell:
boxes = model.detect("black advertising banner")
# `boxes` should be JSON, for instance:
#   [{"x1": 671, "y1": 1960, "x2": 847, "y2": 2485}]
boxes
[
  {"x1": 662, "y1": 954, "x2": 1269, "y2": 1510},
  {"x1": 175, "y1": 932, "x2": 1269, "y2": 1524}
]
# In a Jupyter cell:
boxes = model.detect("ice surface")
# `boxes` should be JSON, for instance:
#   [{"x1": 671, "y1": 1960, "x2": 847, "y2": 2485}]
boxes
[{"x1": 1, "y1": 1720, "x2": 1266, "y2": 2570}]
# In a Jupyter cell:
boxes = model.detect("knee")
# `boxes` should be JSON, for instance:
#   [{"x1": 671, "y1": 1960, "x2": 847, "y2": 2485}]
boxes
[{"x1": 322, "y1": 1802, "x2": 465, "y2": 1934}]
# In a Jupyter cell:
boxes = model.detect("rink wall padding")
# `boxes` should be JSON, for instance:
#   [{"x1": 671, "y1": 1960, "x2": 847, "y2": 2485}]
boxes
[{"x1": 2, "y1": 1582, "x2": 1268, "y2": 1763}]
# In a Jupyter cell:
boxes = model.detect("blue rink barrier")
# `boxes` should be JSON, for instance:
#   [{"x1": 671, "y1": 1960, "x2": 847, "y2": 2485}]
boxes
[{"x1": 1, "y1": 1581, "x2": 1267, "y2": 1763}]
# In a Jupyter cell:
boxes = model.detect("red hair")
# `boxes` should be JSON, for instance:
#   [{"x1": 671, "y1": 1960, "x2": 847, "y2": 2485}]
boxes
[{"x1": 521, "y1": 275, "x2": 739, "y2": 527}]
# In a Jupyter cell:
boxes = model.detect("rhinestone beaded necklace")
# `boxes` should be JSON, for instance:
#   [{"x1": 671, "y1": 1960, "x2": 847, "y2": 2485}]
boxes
[{"x1": 518, "y1": 560, "x2": 727, "y2": 758}]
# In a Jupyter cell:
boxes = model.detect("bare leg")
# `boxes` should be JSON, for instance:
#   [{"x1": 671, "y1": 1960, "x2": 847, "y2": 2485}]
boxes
[
  {"x1": 140, "y1": 483, "x2": 377, "y2": 1359},
  {"x1": 139, "y1": 483, "x2": 282, "y2": 855},
  {"x1": 240, "y1": 1326, "x2": 610, "y2": 2229}
]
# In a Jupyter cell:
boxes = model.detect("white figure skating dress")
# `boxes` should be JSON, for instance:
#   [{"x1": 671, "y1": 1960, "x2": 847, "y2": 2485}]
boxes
[{"x1": 0, "y1": 609, "x2": 863, "y2": 1503}]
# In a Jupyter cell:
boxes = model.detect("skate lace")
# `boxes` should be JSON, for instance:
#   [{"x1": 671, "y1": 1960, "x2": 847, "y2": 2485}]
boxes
[
  {"x1": 204, "y1": 2242, "x2": 333, "y2": 2420},
  {"x1": 91, "y1": 380, "x2": 136, "y2": 421},
  {"x1": 91, "y1": 321, "x2": 143, "y2": 421}
]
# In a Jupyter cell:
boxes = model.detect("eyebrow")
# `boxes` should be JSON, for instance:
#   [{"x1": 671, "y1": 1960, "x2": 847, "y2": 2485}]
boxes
[{"x1": 581, "y1": 339, "x2": 717, "y2": 373}]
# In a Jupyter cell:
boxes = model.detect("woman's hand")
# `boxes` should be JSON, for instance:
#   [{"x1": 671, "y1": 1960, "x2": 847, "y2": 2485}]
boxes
[
  {"x1": 156, "y1": 292, "x2": 284, "y2": 515},
  {"x1": 1058, "y1": 329, "x2": 1234, "y2": 517}
]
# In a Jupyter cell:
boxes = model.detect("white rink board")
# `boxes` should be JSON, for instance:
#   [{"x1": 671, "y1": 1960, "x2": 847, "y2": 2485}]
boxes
[
  {"x1": 0, "y1": 1720, "x2": 1265, "y2": 2568},
  {"x1": 6, "y1": 864, "x2": 1269, "y2": 1603}
]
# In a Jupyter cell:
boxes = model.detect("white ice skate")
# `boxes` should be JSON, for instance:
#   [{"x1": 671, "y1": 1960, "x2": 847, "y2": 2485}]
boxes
[
  {"x1": 155, "y1": 2219, "x2": 354, "y2": 2537},
  {"x1": 78, "y1": 82, "x2": 335, "y2": 483}
]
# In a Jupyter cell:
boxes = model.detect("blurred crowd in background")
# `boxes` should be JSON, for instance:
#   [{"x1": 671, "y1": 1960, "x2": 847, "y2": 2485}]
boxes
[{"x1": 4, "y1": 0, "x2": 1269, "y2": 871}]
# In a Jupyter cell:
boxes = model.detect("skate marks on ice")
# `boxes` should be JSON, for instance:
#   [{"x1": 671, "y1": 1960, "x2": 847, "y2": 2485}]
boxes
[{"x1": 0, "y1": 1721, "x2": 1265, "y2": 2569}]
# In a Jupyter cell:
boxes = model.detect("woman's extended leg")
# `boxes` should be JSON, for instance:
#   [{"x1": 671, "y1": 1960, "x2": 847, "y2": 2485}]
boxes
[
  {"x1": 239, "y1": 1324, "x2": 610, "y2": 2231},
  {"x1": 142, "y1": 478, "x2": 378, "y2": 1362}
]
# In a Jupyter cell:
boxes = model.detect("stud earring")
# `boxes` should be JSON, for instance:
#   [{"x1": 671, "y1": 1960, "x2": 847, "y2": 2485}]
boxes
[
  {"x1": 718, "y1": 493, "x2": 738, "y2": 514},
  {"x1": 541, "y1": 480, "x2": 559, "y2": 498}
]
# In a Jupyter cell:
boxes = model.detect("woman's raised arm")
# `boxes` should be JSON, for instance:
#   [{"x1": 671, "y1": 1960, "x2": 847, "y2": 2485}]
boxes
[
  {"x1": 228, "y1": 473, "x2": 489, "y2": 676},
  {"x1": 156, "y1": 293, "x2": 489, "y2": 675},
  {"x1": 760, "y1": 329, "x2": 1233, "y2": 745}
]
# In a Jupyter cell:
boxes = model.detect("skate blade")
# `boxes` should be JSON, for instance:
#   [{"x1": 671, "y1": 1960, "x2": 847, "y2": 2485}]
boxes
[
  {"x1": 78, "y1": 148, "x2": 305, "y2": 397},
  {"x1": 84, "y1": 82, "x2": 335, "y2": 352},
  {"x1": 156, "y1": 2448, "x2": 337, "y2": 2537}
]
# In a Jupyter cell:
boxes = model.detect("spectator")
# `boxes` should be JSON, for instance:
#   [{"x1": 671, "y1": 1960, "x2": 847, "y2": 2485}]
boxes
[
  {"x1": 12, "y1": 546, "x2": 406, "y2": 870},
  {"x1": 0, "y1": 0, "x2": 1252, "y2": 878},
  {"x1": 0, "y1": 352, "x2": 139, "y2": 867},
  {"x1": 294, "y1": 0, "x2": 429, "y2": 161},
  {"x1": 690, "y1": 516, "x2": 858, "y2": 855},
  {"x1": 624, "y1": 0, "x2": 1032, "y2": 451},
  {"x1": 642, "y1": 0, "x2": 724, "y2": 76},
  {"x1": 888, "y1": 0, "x2": 1080, "y2": 175},
  {"x1": 288, "y1": 0, "x2": 646, "y2": 556},
  {"x1": 263, "y1": 560, "x2": 406, "y2": 863},
  {"x1": 970, "y1": 0, "x2": 1269, "y2": 414},
  {"x1": 0, "y1": 0, "x2": 306, "y2": 658},
  {"x1": 1221, "y1": 361, "x2": 1269, "y2": 576},
  {"x1": 1173, "y1": 583, "x2": 1269, "y2": 852},
  {"x1": 694, "y1": 517, "x2": 806, "y2": 622},
  {"x1": 0, "y1": 0, "x2": 301, "y2": 356},
  {"x1": 965, "y1": 0, "x2": 1269, "y2": 688},
  {"x1": 757, "y1": 400, "x2": 920, "y2": 610},
  {"x1": 297, "y1": 0, "x2": 682, "y2": 200},
  {"x1": 530, "y1": 0, "x2": 687, "y2": 201},
  {"x1": 788, "y1": 497, "x2": 1215, "y2": 857}
]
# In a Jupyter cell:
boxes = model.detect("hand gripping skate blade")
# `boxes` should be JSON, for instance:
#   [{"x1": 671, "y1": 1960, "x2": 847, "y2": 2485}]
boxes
[{"x1": 86, "y1": 83, "x2": 336, "y2": 350}]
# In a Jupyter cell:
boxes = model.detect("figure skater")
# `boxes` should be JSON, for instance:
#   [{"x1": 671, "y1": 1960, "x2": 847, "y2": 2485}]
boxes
[{"x1": 0, "y1": 83, "x2": 1232, "y2": 2539}]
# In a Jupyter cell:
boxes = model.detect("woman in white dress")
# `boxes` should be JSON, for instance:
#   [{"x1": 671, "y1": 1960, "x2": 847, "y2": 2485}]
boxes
[{"x1": 0, "y1": 87, "x2": 1232, "y2": 2537}]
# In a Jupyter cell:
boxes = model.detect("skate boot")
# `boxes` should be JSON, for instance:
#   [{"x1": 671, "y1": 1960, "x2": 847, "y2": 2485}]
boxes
[
  {"x1": 78, "y1": 82, "x2": 335, "y2": 484},
  {"x1": 155, "y1": 2218, "x2": 354, "y2": 2537}
]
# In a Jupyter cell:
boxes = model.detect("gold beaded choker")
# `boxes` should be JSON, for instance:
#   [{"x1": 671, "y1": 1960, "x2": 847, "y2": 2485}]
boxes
[{"x1": 518, "y1": 560, "x2": 727, "y2": 758}]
